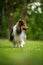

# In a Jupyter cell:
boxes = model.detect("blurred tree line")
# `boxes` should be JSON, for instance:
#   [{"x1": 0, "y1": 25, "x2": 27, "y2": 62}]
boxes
[{"x1": 0, "y1": 0, "x2": 43, "y2": 40}]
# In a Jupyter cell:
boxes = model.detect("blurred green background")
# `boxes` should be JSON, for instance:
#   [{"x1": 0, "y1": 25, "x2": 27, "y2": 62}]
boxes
[
  {"x1": 0, "y1": 0, "x2": 43, "y2": 40},
  {"x1": 0, "y1": 0, "x2": 43, "y2": 65}
]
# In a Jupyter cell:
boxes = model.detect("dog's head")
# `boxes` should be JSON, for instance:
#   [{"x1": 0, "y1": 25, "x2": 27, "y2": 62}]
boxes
[{"x1": 16, "y1": 19, "x2": 28, "y2": 34}]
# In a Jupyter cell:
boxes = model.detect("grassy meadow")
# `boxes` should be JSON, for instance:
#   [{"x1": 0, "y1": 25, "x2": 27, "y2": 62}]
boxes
[{"x1": 0, "y1": 39, "x2": 43, "y2": 65}]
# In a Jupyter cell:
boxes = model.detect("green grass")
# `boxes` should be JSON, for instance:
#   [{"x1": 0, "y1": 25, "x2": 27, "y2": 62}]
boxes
[{"x1": 0, "y1": 39, "x2": 43, "y2": 65}]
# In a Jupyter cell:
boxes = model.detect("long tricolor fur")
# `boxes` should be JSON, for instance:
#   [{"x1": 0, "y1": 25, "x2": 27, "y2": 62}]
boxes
[{"x1": 10, "y1": 19, "x2": 28, "y2": 47}]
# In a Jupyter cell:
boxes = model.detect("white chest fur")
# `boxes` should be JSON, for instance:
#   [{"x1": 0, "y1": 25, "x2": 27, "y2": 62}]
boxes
[{"x1": 12, "y1": 25, "x2": 26, "y2": 47}]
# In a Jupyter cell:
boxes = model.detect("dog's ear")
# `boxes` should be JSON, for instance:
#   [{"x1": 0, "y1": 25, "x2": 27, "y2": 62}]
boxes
[{"x1": 19, "y1": 20, "x2": 24, "y2": 26}]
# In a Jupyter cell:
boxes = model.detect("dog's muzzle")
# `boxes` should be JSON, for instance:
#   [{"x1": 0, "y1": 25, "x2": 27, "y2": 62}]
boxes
[{"x1": 23, "y1": 26, "x2": 28, "y2": 30}]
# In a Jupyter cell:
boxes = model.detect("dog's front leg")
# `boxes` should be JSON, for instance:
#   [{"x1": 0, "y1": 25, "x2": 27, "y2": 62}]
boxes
[{"x1": 20, "y1": 40, "x2": 25, "y2": 47}]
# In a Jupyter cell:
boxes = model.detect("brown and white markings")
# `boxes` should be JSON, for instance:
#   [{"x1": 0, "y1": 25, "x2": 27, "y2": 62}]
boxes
[{"x1": 10, "y1": 19, "x2": 28, "y2": 47}]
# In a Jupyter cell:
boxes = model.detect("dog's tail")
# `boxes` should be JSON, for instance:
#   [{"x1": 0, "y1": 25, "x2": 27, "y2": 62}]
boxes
[{"x1": 10, "y1": 29, "x2": 14, "y2": 41}]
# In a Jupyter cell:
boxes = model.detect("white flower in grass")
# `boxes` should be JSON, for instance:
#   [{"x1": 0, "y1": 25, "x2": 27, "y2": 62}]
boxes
[
  {"x1": 35, "y1": 11, "x2": 37, "y2": 13},
  {"x1": 27, "y1": 2, "x2": 42, "y2": 14},
  {"x1": 37, "y1": 2, "x2": 41, "y2": 6},
  {"x1": 34, "y1": 2, "x2": 38, "y2": 6},
  {"x1": 31, "y1": 5, "x2": 36, "y2": 11},
  {"x1": 27, "y1": 11, "x2": 31, "y2": 15},
  {"x1": 34, "y1": 2, "x2": 41, "y2": 6},
  {"x1": 38, "y1": 7, "x2": 42, "y2": 13}
]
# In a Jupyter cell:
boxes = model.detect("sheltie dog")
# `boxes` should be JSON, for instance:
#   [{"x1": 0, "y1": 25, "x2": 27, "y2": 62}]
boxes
[{"x1": 10, "y1": 19, "x2": 28, "y2": 47}]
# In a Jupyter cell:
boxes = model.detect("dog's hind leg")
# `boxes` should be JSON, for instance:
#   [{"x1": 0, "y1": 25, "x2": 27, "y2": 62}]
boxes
[{"x1": 10, "y1": 29, "x2": 14, "y2": 41}]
